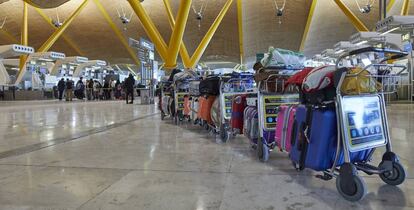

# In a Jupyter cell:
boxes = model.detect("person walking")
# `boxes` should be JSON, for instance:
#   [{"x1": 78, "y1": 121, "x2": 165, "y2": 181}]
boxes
[
  {"x1": 103, "y1": 80, "x2": 110, "y2": 100},
  {"x1": 125, "y1": 74, "x2": 135, "y2": 104},
  {"x1": 65, "y1": 78, "x2": 73, "y2": 101},
  {"x1": 57, "y1": 78, "x2": 65, "y2": 101}
]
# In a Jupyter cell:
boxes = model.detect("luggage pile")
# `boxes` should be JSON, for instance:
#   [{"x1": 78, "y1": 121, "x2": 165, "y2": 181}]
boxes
[
  {"x1": 160, "y1": 46, "x2": 408, "y2": 202},
  {"x1": 270, "y1": 47, "x2": 408, "y2": 201}
]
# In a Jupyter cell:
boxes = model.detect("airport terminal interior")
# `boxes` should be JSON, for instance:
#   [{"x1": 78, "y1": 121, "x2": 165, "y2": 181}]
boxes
[{"x1": 0, "y1": 0, "x2": 414, "y2": 209}]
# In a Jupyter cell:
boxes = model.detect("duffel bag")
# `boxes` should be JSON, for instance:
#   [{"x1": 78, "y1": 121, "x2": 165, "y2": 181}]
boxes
[
  {"x1": 341, "y1": 67, "x2": 381, "y2": 95},
  {"x1": 199, "y1": 76, "x2": 220, "y2": 96}
]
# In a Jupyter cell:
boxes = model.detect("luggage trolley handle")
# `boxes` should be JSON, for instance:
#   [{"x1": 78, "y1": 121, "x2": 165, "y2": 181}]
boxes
[
  {"x1": 259, "y1": 74, "x2": 288, "y2": 93},
  {"x1": 220, "y1": 77, "x2": 253, "y2": 94}
]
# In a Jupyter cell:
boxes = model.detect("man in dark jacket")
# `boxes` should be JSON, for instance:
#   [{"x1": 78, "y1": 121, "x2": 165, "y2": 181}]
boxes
[
  {"x1": 125, "y1": 74, "x2": 135, "y2": 104},
  {"x1": 65, "y1": 78, "x2": 73, "y2": 101},
  {"x1": 57, "y1": 78, "x2": 65, "y2": 101}
]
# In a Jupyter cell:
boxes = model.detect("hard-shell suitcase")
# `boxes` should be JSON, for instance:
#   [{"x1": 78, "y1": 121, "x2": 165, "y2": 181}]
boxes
[
  {"x1": 198, "y1": 96, "x2": 216, "y2": 124},
  {"x1": 290, "y1": 105, "x2": 373, "y2": 171},
  {"x1": 231, "y1": 95, "x2": 247, "y2": 134},
  {"x1": 243, "y1": 106, "x2": 259, "y2": 143},
  {"x1": 275, "y1": 105, "x2": 297, "y2": 152},
  {"x1": 197, "y1": 96, "x2": 206, "y2": 119}
]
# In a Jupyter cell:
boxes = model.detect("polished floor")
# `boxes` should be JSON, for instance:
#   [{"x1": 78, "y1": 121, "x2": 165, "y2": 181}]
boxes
[{"x1": 0, "y1": 100, "x2": 412, "y2": 210}]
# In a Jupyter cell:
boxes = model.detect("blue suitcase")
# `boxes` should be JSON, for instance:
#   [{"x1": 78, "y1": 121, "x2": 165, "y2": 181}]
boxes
[{"x1": 290, "y1": 105, "x2": 372, "y2": 171}]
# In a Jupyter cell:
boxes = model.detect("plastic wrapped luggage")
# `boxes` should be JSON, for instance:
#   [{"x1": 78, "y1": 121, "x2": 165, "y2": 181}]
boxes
[
  {"x1": 230, "y1": 95, "x2": 247, "y2": 134},
  {"x1": 199, "y1": 76, "x2": 220, "y2": 96},
  {"x1": 189, "y1": 81, "x2": 200, "y2": 96},
  {"x1": 190, "y1": 97, "x2": 199, "y2": 121},
  {"x1": 243, "y1": 106, "x2": 259, "y2": 142},
  {"x1": 183, "y1": 96, "x2": 191, "y2": 116},
  {"x1": 275, "y1": 105, "x2": 297, "y2": 152},
  {"x1": 211, "y1": 97, "x2": 221, "y2": 127},
  {"x1": 162, "y1": 96, "x2": 171, "y2": 115},
  {"x1": 290, "y1": 105, "x2": 372, "y2": 171}
]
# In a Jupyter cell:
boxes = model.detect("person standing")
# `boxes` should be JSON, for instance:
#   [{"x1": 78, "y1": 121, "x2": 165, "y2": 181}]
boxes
[
  {"x1": 87, "y1": 79, "x2": 94, "y2": 100},
  {"x1": 125, "y1": 74, "x2": 135, "y2": 104},
  {"x1": 65, "y1": 78, "x2": 73, "y2": 101},
  {"x1": 57, "y1": 78, "x2": 66, "y2": 101},
  {"x1": 76, "y1": 77, "x2": 85, "y2": 99}
]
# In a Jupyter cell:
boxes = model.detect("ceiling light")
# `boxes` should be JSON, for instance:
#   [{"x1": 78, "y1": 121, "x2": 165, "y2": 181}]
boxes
[
  {"x1": 355, "y1": 40, "x2": 368, "y2": 46},
  {"x1": 380, "y1": 27, "x2": 399, "y2": 35}
]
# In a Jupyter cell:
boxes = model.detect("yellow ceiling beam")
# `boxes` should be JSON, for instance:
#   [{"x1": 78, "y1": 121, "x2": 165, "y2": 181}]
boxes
[
  {"x1": 386, "y1": 0, "x2": 396, "y2": 13},
  {"x1": 33, "y1": 7, "x2": 85, "y2": 56},
  {"x1": 164, "y1": 0, "x2": 192, "y2": 69},
  {"x1": 162, "y1": 0, "x2": 191, "y2": 68},
  {"x1": 401, "y1": 0, "x2": 410, "y2": 15},
  {"x1": 15, "y1": 0, "x2": 89, "y2": 85},
  {"x1": 93, "y1": 0, "x2": 140, "y2": 66},
  {"x1": 237, "y1": 0, "x2": 244, "y2": 64},
  {"x1": 189, "y1": 0, "x2": 234, "y2": 68},
  {"x1": 38, "y1": 0, "x2": 89, "y2": 52},
  {"x1": 299, "y1": 0, "x2": 317, "y2": 52},
  {"x1": 334, "y1": 0, "x2": 369, "y2": 31},
  {"x1": 18, "y1": 2, "x2": 28, "y2": 79},
  {"x1": 127, "y1": 0, "x2": 168, "y2": 62}
]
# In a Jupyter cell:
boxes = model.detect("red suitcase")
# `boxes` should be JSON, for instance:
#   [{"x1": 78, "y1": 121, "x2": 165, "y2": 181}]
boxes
[{"x1": 230, "y1": 95, "x2": 247, "y2": 134}]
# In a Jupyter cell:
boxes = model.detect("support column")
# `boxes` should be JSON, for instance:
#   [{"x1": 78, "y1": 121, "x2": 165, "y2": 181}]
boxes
[
  {"x1": 189, "y1": 0, "x2": 234, "y2": 68},
  {"x1": 401, "y1": 0, "x2": 410, "y2": 16},
  {"x1": 163, "y1": 0, "x2": 191, "y2": 68},
  {"x1": 237, "y1": 0, "x2": 244, "y2": 64},
  {"x1": 16, "y1": 2, "x2": 28, "y2": 85},
  {"x1": 165, "y1": 0, "x2": 192, "y2": 69}
]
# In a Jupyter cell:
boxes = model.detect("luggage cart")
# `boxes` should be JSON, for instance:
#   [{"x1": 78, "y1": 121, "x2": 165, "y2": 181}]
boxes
[
  {"x1": 256, "y1": 72, "x2": 299, "y2": 162},
  {"x1": 214, "y1": 76, "x2": 256, "y2": 142},
  {"x1": 320, "y1": 47, "x2": 408, "y2": 201},
  {"x1": 173, "y1": 79, "x2": 190, "y2": 124}
]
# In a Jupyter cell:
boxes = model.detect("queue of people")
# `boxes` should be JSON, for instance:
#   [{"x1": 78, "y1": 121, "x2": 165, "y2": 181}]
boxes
[{"x1": 56, "y1": 74, "x2": 138, "y2": 104}]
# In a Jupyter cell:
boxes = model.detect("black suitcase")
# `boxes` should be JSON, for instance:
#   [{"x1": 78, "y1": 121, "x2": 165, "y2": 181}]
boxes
[{"x1": 199, "y1": 76, "x2": 220, "y2": 96}]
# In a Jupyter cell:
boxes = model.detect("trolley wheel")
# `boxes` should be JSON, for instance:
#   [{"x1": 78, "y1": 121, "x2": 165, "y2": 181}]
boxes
[
  {"x1": 379, "y1": 161, "x2": 406, "y2": 186},
  {"x1": 257, "y1": 138, "x2": 269, "y2": 162},
  {"x1": 203, "y1": 122, "x2": 210, "y2": 131},
  {"x1": 336, "y1": 174, "x2": 367, "y2": 202},
  {"x1": 219, "y1": 125, "x2": 229, "y2": 143}
]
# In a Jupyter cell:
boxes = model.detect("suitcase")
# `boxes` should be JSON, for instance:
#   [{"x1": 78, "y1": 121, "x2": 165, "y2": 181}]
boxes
[
  {"x1": 197, "y1": 96, "x2": 206, "y2": 119},
  {"x1": 275, "y1": 105, "x2": 297, "y2": 152},
  {"x1": 199, "y1": 76, "x2": 220, "y2": 96},
  {"x1": 198, "y1": 96, "x2": 216, "y2": 124},
  {"x1": 243, "y1": 106, "x2": 259, "y2": 143},
  {"x1": 162, "y1": 96, "x2": 171, "y2": 115},
  {"x1": 231, "y1": 95, "x2": 247, "y2": 134},
  {"x1": 290, "y1": 105, "x2": 373, "y2": 171}
]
